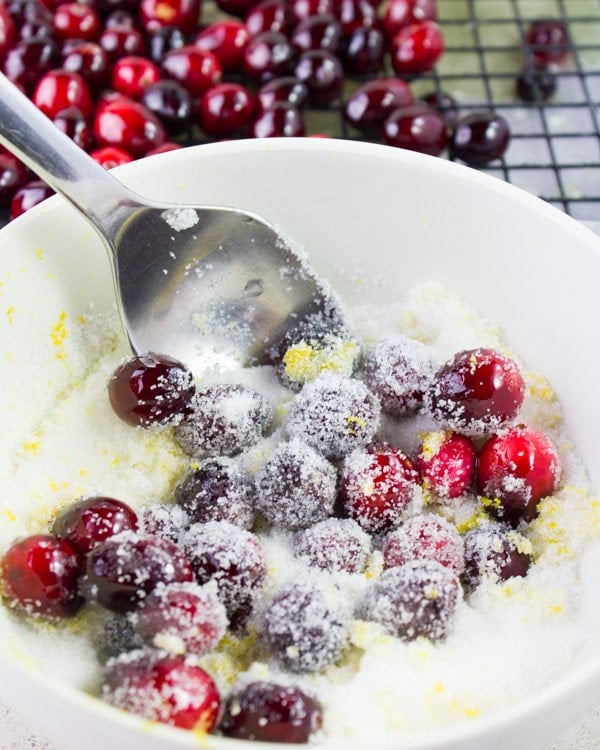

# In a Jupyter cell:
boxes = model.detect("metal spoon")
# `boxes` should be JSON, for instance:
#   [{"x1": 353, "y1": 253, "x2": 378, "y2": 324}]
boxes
[{"x1": 0, "y1": 73, "x2": 340, "y2": 374}]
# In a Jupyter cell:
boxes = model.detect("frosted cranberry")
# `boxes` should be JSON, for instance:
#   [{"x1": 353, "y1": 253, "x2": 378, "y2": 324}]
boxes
[
  {"x1": 243, "y1": 31, "x2": 296, "y2": 82},
  {"x1": 516, "y1": 65, "x2": 556, "y2": 103},
  {"x1": 9, "y1": 179, "x2": 54, "y2": 219},
  {"x1": 53, "y1": 105, "x2": 94, "y2": 149},
  {"x1": 140, "y1": 0, "x2": 200, "y2": 35},
  {"x1": 141, "y1": 80, "x2": 191, "y2": 136},
  {"x1": 194, "y1": 20, "x2": 249, "y2": 73},
  {"x1": 99, "y1": 25, "x2": 146, "y2": 61},
  {"x1": 290, "y1": 14, "x2": 342, "y2": 55},
  {"x1": 52, "y1": 2, "x2": 100, "y2": 41},
  {"x1": 391, "y1": 20, "x2": 444, "y2": 76},
  {"x1": 112, "y1": 55, "x2": 161, "y2": 99},
  {"x1": 251, "y1": 101, "x2": 305, "y2": 136},
  {"x1": 0, "y1": 147, "x2": 29, "y2": 204},
  {"x1": 383, "y1": 0, "x2": 437, "y2": 40},
  {"x1": 255, "y1": 439, "x2": 337, "y2": 530},
  {"x1": 463, "y1": 522, "x2": 531, "y2": 589},
  {"x1": 257, "y1": 76, "x2": 309, "y2": 110},
  {"x1": 198, "y1": 82, "x2": 255, "y2": 137},
  {"x1": 383, "y1": 514, "x2": 465, "y2": 575},
  {"x1": 525, "y1": 18, "x2": 569, "y2": 66},
  {"x1": 108, "y1": 352, "x2": 194, "y2": 427},
  {"x1": 343, "y1": 26, "x2": 384, "y2": 75},
  {"x1": 102, "y1": 651, "x2": 220, "y2": 731},
  {"x1": 94, "y1": 97, "x2": 167, "y2": 155},
  {"x1": 0, "y1": 3, "x2": 16, "y2": 57},
  {"x1": 62, "y1": 41, "x2": 110, "y2": 90},
  {"x1": 139, "y1": 503, "x2": 189, "y2": 542},
  {"x1": 2, "y1": 37, "x2": 59, "y2": 92},
  {"x1": 214, "y1": 0, "x2": 259, "y2": 17},
  {"x1": 221, "y1": 682, "x2": 323, "y2": 743},
  {"x1": 450, "y1": 110, "x2": 510, "y2": 166},
  {"x1": 82, "y1": 532, "x2": 194, "y2": 612},
  {"x1": 90, "y1": 144, "x2": 133, "y2": 168},
  {"x1": 134, "y1": 582, "x2": 228, "y2": 655},
  {"x1": 264, "y1": 579, "x2": 349, "y2": 672},
  {"x1": 245, "y1": 0, "x2": 294, "y2": 36},
  {"x1": 293, "y1": 518, "x2": 371, "y2": 573},
  {"x1": 175, "y1": 458, "x2": 255, "y2": 529},
  {"x1": 339, "y1": 444, "x2": 422, "y2": 533},
  {"x1": 477, "y1": 425, "x2": 560, "y2": 525},
  {"x1": 32, "y1": 69, "x2": 93, "y2": 120},
  {"x1": 337, "y1": 0, "x2": 376, "y2": 36},
  {"x1": 52, "y1": 495, "x2": 138, "y2": 554},
  {"x1": 147, "y1": 25, "x2": 185, "y2": 63},
  {"x1": 425, "y1": 348, "x2": 525, "y2": 434},
  {"x1": 1, "y1": 534, "x2": 82, "y2": 618},
  {"x1": 363, "y1": 560, "x2": 461, "y2": 641},
  {"x1": 382, "y1": 103, "x2": 448, "y2": 155},
  {"x1": 416, "y1": 431, "x2": 476, "y2": 500},
  {"x1": 161, "y1": 45, "x2": 222, "y2": 97},
  {"x1": 294, "y1": 49, "x2": 343, "y2": 106},
  {"x1": 343, "y1": 77, "x2": 413, "y2": 134}
]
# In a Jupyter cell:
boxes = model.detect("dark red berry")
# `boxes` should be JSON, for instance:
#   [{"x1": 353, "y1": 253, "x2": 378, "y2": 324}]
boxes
[
  {"x1": 524, "y1": 18, "x2": 569, "y2": 66},
  {"x1": 382, "y1": 103, "x2": 448, "y2": 156},
  {"x1": 390, "y1": 19, "x2": 444, "y2": 76},
  {"x1": 292, "y1": 517, "x2": 371, "y2": 573},
  {"x1": 147, "y1": 24, "x2": 186, "y2": 63},
  {"x1": 290, "y1": 13, "x2": 342, "y2": 55},
  {"x1": 251, "y1": 101, "x2": 305, "y2": 137},
  {"x1": 0, "y1": 3, "x2": 16, "y2": 59},
  {"x1": 193, "y1": 19, "x2": 250, "y2": 72},
  {"x1": 257, "y1": 75, "x2": 309, "y2": 110},
  {"x1": 383, "y1": 0, "x2": 438, "y2": 40},
  {"x1": 112, "y1": 55, "x2": 161, "y2": 99},
  {"x1": 161, "y1": 44, "x2": 222, "y2": 97},
  {"x1": 139, "y1": 0, "x2": 201, "y2": 35},
  {"x1": 343, "y1": 77, "x2": 414, "y2": 134},
  {"x1": 9, "y1": 178, "x2": 54, "y2": 219},
  {"x1": 289, "y1": 0, "x2": 338, "y2": 23},
  {"x1": 382, "y1": 514, "x2": 465, "y2": 575},
  {"x1": 0, "y1": 146, "x2": 29, "y2": 204},
  {"x1": 294, "y1": 49, "x2": 344, "y2": 105},
  {"x1": 450, "y1": 110, "x2": 511, "y2": 166},
  {"x1": 337, "y1": 0, "x2": 376, "y2": 36},
  {"x1": 198, "y1": 82, "x2": 255, "y2": 137},
  {"x1": 415, "y1": 431, "x2": 476, "y2": 500},
  {"x1": 245, "y1": 0, "x2": 294, "y2": 36},
  {"x1": 62, "y1": 41, "x2": 111, "y2": 91},
  {"x1": 32, "y1": 69, "x2": 93, "y2": 120},
  {"x1": 99, "y1": 25, "x2": 146, "y2": 62},
  {"x1": 463, "y1": 522, "x2": 532, "y2": 589},
  {"x1": 52, "y1": 495, "x2": 138, "y2": 554},
  {"x1": 516, "y1": 65, "x2": 556, "y2": 103},
  {"x1": 90, "y1": 144, "x2": 134, "y2": 168},
  {"x1": 140, "y1": 79, "x2": 192, "y2": 136},
  {"x1": 243, "y1": 30, "x2": 296, "y2": 82},
  {"x1": 213, "y1": 0, "x2": 260, "y2": 19},
  {"x1": 52, "y1": 2, "x2": 101, "y2": 42},
  {"x1": 53, "y1": 105, "x2": 94, "y2": 150},
  {"x1": 3, "y1": 38, "x2": 59, "y2": 93}
]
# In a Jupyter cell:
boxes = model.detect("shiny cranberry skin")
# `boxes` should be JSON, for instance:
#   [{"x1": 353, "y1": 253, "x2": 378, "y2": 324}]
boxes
[
  {"x1": 112, "y1": 55, "x2": 161, "y2": 99},
  {"x1": 251, "y1": 100, "x2": 305, "y2": 136},
  {"x1": 425, "y1": 348, "x2": 525, "y2": 434},
  {"x1": 0, "y1": 147, "x2": 29, "y2": 204},
  {"x1": 13, "y1": 1, "x2": 53, "y2": 42},
  {"x1": 257, "y1": 75, "x2": 309, "y2": 111},
  {"x1": 90, "y1": 144, "x2": 134, "y2": 168},
  {"x1": 290, "y1": 13, "x2": 342, "y2": 55},
  {"x1": 141, "y1": 79, "x2": 192, "y2": 136},
  {"x1": 525, "y1": 18, "x2": 569, "y2": 66},
  {"x1": 52, "y1": 495, "x2": 139, "y2": 554},
  {"x1": 516, "y1": 65, "x2": 556, "y2": 103},
  {"x1": 450, "y1": 110, "x2": 510, "y2": 165},
  {"x1": 290, "y1": 0, "x2": 338, "y2": 23},
  {"x1": 294, "y1": 49, "x2": 344, "y2": 106},
  {"x1": 337, "y1": 0, "x2": 377, "y2": 36},
  {"x1": 161, "y1": 45, "x2": 222, "y2": 97},
  {"x1": 9, "y1": 179, "x2": 54, "y2": 219},
  {"x1": 477, "y1": 425, "x2": 560, "y2": 525},
  {"x1": 147, "y1": 25, "x2": 186, "y2": 63},
  {"x1": 2, "y1": 37, "x2": 59, "y2": 92},
  {"x1": 245, "y1": 0, "x2": 294, "y2": 36},
  {"x1": 343, "y1": 25, "x2": 384, "y2": 75},
  {"x1": 94, "y1": 98, "x2": 167, "y2": 155},
  {"x1": 108, "y1": 351, "x2": 195, "y2": 427},
  {"x1": 53, "y1": 105, "x2": 94, "y2": 149},
  {"x1": 383, "y1": 0, "x2": 437, "y2": 40},
  {"x1": 1, "y1": 534, "x2": 83, "y2": 617},
  {"x1": 0, "y1": 3, "x2": 16, "y2": 59},
  {"x1": 32, "y1": 69, "x2": 92, "y2": 120},
  {"x1": 221, "y1": 682, "x2": 323, "y2": 743},
  {"x1": 382, "y1": 103, "x2": 448, "y2": 156},
  {"x1": 343, "y1": 77, "x2": 413, "y2": 134},
  {"x1": 102, "y1": 651, "x2": 220, "y2": 731},
  {"x1": 194, "y1": 20, "x2": 249, "y2": 72},
  {"x1": 243, "y1": 31, "x2": 296, "y2": 82},
  {"x1": 104, "y1": 9, "x2": 137, "y2": 29},
  {"x1": 214, "y1": 0, "x2": 259, "y2": 18},
  {"x1": 99, "y1": 24, "x2": 146, "y2": 61},
  {"x1": 140, "y1": 0, "x2": 200, "y2": 35},
  {"x1": 83, "y1": 533, "x2": 194, "y2": 613},
  {"x1": 52, "y1": 2, "x2": 100, "y2": 41},
  {"x1": 62, "y1": 41, "x2": 110, "y2": 90},
  {"x1": 463, "y1": 522, "x2": 531, "y2": 589},
  {"x1": 199, "y1": 82, "x2": 255, "y2": 137},
  {"x1": 416, "y1": 431, "x2": 476, "y2": 500},
  {"x1": 391, "y1": 20, "x2": 444, "y2": 76},
  {"x1": 420, "y1": 90, "x2": 458, "y2": 123}
]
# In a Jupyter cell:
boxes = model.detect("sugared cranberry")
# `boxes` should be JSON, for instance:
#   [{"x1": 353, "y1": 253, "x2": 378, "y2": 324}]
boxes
[
  {"x1": 147, "y1": 25, "x2": 186, "y2": 63},
  {"x1": 289, "y1": 0, "x2": 338, "y2": 23},
  {"x1": 337, "y1": 0, "x2": 376, "y2": 36},
  {"x1": 264, "y1": 578, "x2": 349, "y2": 672},
  {"x1": 112, "y1": 55, "x2": 161, "y2": 99},
  {"x1": 383, "y1": 514, "x2": 465, "y2": 575},
  {"x1": 108, "y1": 352, "x2": 195, "y2": 427},
  {"x1": 390, "y1": 20, "x2": 444, "y2": 76},
  {"x1": 524, "y1": 18, "x2": 569, "y2": 66},
  {"x1": 99, "y1": 24, "x2": 146, "y2": 61},
  {"x1": 245, "y1": 0, "x2": 294, "y2": 36},
  {"x1": 290, "y1": 13, "x2": 342, "y2": 55},
  {"x1": 1, "y1": 534, "x2": 82, "y2": 617},
  {"x1": 342, "y1": 26, "x2": 384, "y2": 75},
  {"x1": 194, "y1": 19, "x2": 250, "y2": 72},
  {"x1": 53, "y1": 105, "x2": 94, "y2": 149},
  {"x1": 383, "y1": 0, "x2": 437, "y2": 40},
  {"x1": 343, "y1": 77, "x2": 414, "y2": 134},
  {"x1": 516, "y1": 65, "x2": 556, "y2": 103},
  {"x1": 425, "y1": 348, "x2": 525, "y2": 434},
  {"x1": 339, "y1": 444, "x2": 422, "y2": 533},
  {"x1": 9, "y1": 179, "x2": 54, "y2": 219},
  {"x1": 416, "y1": 431, "x2": 476, "y2": 500},
  {"x1": 477, "y1": 425, "x2": 560, "y2": 525},
  {"x1": 82, "y1": 532, "x2": 194, "y2": 613},
  {"x1": 362, "y1": 560, "x2": 461, "y2": 641},
  {"x1": 62, "y1": 41, "x2": 110, "y2": 91},
  {"x1": 198, "y1": 82, "x2": 255, "y2": 137},
  {"x1": 257, "y1": 76, "x2": 309, "y2": 110},
  {"x1": 292, "y1": 517, "x2": 371, "y2": 573},
  {"x1": 52, "y1": 2, "x2": 101, "y2": 41},
  {"x1": 450, "y1": 110, "x2": 511, "y2": 165},
  {"x1": 382, "y1": 103, "x2": 448, "y2": 155},
  {"x1": 2, "y1": 37, "x2": 59, "y2": 92},
  {"x1": 251, "y1": 101, "x2": 305, "y2": 136},
  {"x1": 463, "y1": 522, "x2": 532, "y2": 589},
  {"x1": 32, "y1": 69, "x2": 93, "y2": 120},
  {"x1": 139, "y1": 0, "x2": 200, "y2": 35},
  {"x1": 0, "y1": 146, "x2": 29, "y2": 204},
  {"x1": 139, "y1": 503, "x2": 189, "y2": 542},
  {"x1": 221, "y1": 682, "x2": 323, "y2": 743},
  {"x1": 161, "y1": 44, "x2": 222, "y2": 97},
  {"x1": 52, "y1": 495, "x2": 138, "y2": 554},
  {"x1": 101, "y1": 651, "x2": 220, "y2": 731},
  {"x1": 140, "y1": 79, "x2": 192, "y2": 136},
  {"x1": 90, "y1": 144, "x2": 134, "y2": 168},
  {"x1": 243, "y1": 30, "x2": 296, "y2": 82}
]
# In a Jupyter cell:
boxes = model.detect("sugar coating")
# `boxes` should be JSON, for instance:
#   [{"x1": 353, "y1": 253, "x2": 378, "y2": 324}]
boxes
[{"x1": 383, "y1": 515, "x2": 466, "y2": 576}]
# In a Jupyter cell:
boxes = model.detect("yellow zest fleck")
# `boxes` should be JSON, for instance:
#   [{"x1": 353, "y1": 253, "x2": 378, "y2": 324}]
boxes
[
  {"x1": 456, "y1": 512, "x2": 489, "y2": 535},
  {"x1": 419, "y1": 430, "x2": 447, "y2": 461},
  {"x1": 50, "y1": 310, "x2": 68, "y2": 361},
  {"x1": 76, "y1": 314, "x2": 87, "y2": 325},
  {"x1": 432, "y1": 682, "x2": 444, "y2": 693},
  {"x1": 283, "y1": 339, "x2": 359, "y2": 385},
  {"x1": 49, "y1": 480, "x2": 59, "y2": 492},
  {"x1": 4, "y1": 509, "x2": 16, "y2": 522},
  {"x1": 346, "y1": 414, "x2": 367, "y2": 435},
  {"x1": 22, "y1": 441, "x2": 41, "y2": 455},
  {"x1": 6, "y1": 306, "x2": 16, "y2": 324},
  {"x1": 526, "y1": 371, "x2": 556, "y2": 402},
  {"x1": 34, "y1": 247, "x2": 44, "y2": 261},
  {"x1": 552, "y1": 604, "x2": 563, "y2": 614}
]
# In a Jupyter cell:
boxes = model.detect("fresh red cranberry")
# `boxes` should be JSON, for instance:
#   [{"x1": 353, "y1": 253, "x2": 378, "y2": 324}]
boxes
[
  {"x1": 9, "y1": 178, "x2": 54, "y2": 219},
  {"x1": 524, "y1": 18, "x2": 569, "y2": 66},
  {"x1": 32, "y1": 69, "x2": 93, "y2": 120},
  {"x1": 2, "y1": 37, "x2": 59, "y2": 92},
  {"x1": 342, "y1": 26, "x2": 384, "y2": 75},
  {"x1": 292, "y1": 517, "x2": 371, "y2": 573},
  {"x1": 194, "y1": 19, "x2": 250, "y2": 72},
  {"x1": 90, "y1": 144, "x2": 134, "y2": 168},
  {"x1": 161, "y1": 44, "x2": 222, "y2": 97},
  {"x1": 245, "y1": 0, "x2": 294, "y2": 36},
  {"x1": 52, "y1": 495, "x2": 139, "y2": 554},
  {"x1": 337, "y1": 0, "x2": 377, "y2": 36},
  {"x1": 425, "y1": 348, "x2": 525, "y2": 434},
  {"x1": 0, "y1": 147, "x2": 29, "y2": 204},
  {"x1": 477, "y1": 425, "x2": 560, "y2": 525},
  {"x1": 82, "y1": 532, "x2": 194, "y2": 612},
  {"x1": 0, "y1": 3, "x2": 17, "y2": 59},
  {"x1": 101, "y1": 651, "x2": 220, "y2": 731},
  {"x1": 104, "y1": 9, "x2": 137, "y2": 29},
  {"x1": 1, "y1": 534, "x2": 82, "y2": 617},
  {"x1": 340, "y1": 444, "x2": 422, "y2": 533},
  {"x1": 290, "y1": 13, "x2": 342, "y2": 55},
  {"x1": 383, "y1": 514, "x2": 465, "y2": 575},
  {"x1": 251, "y1": 100, "x2": 305, "y2": 136},
  {"x1": 147, "y1": 24, "x2": 186, "y2": 63},
  {"x1": 99, "y1": 24, "x2": 146, "y2": 61},
  {"x1": 390, "y1": 19, "x2": 444, "y2": 76},
  {"x1": 139, "y1": 0, "x2": 200, "y2": 35},
  {"x1": 52, "y1": 2, "x2": 100, "y2": 41},
  {"x1": 382, "y1": 103, "x2": 448, "y2": 156},
  {"x1": 383, "y1": 0, "x2": 437, "y2": 40},
  {"x1": 416, "y1": 431, "x2": 476, "y2": 500},
  {"x1": 52, "y1": 105, "x2": 94, "y2": 149},
  {"x1": 221, "y1": 682, "x2": 323, "y2": 743},
  {"x1": 343, "y1": 77, "x2": 414, "y2": 134},
  {"x1": 290, "y1": 0, "x2": 338, "y2": 23},
  {"x1": 463, "y1": 522, "x2": 531, "y2": 589},
  {"x1": 243, "y1": 30, "x2": 296, "y2": 82},
  {"x1": 112, "y1": 55, "x2": 161, "y2": 99},
  {"x1": 198, "y1": 82, "x2": 255, "y2": 137},
  {"x1": 18, "y1": 4, "x2": 54, "y2": 42},
  {"x1": 94, "y1": 97, "x2": 167, "y2": 156},
  {"x1": 62, "y1": 41, "x2": 110, "y2": 90},
  {"x1": 140, "y1": 79, "x2": 192, "y2": 136},
  {"x1": 214, "y1": 0, "x2": 260, "y2": 18},
  {"x1": 450, "y1": 110, "x2": 510, "y2": 165},
  {"x1": 420, "y1": 89, "x2": 458, "y2": 123},
  {"x1": 257, "y1": 76, "x2": 309, "y2": 111},
  {"x1": 293, "y1": 49, "x2": 344, "y2": 106},
  {"x1": 108, "y1": 351, "x2": 195, "y2": 427},
  {"x1": 516, "y1": 65, "x2": 556, "y2": 103}
]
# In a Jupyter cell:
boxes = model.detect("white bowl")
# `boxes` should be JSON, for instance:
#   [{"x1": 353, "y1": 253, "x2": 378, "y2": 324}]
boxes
[{"x1": 2, "y1": 138, "x2": 600, "y2": 750}]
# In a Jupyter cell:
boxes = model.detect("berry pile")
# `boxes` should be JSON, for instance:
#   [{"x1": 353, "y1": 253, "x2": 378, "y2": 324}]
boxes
[
  {"x1": 0, "y1": 0, "x2": 572, "y2": 221},
  {"x1": 0, "y1": 323, "x2": 564, "y2": 741}
]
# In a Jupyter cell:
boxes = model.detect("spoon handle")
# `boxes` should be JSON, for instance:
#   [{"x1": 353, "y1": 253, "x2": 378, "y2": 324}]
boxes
[{"x1": 0, "y1": 72, "x2": 139, "y2": 238}]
